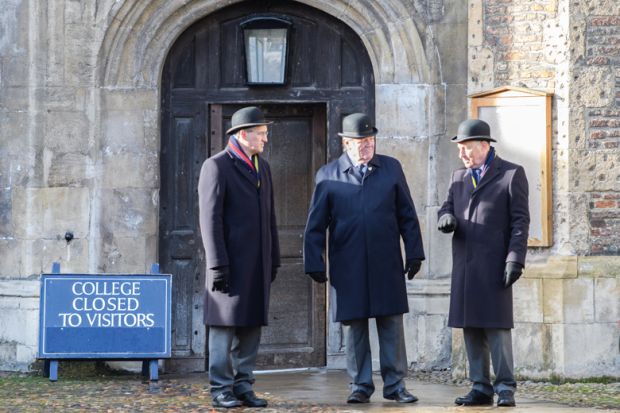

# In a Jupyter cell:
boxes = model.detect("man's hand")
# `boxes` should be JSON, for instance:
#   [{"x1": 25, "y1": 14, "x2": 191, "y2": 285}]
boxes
[
  {"x1": 404, "y1": 259, "x2": 422, "y2": 280},
  {"x1": 307, "y1": 272, "x2": 327, "y2": 283},
  {"x1": 503, "y1": 262, "x2": 523, "y2": 288},
  {"x1": 437, "y1": 214, "x2": 457, "y2": 233},
  {"x1": 211, "y1": 267, "x2": 230, "y2": 293}
]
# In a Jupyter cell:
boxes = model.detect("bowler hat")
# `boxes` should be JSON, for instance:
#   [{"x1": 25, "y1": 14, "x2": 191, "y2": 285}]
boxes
[
  {"x1": 226, "y1": 106, "x2": 273, "y2": 135},
  {"x1": 337, "y1": 113, "x2": 378, "y2": 138},
  {"x1": 451, "y1": 119, "x2": 496, "y2": 143}
]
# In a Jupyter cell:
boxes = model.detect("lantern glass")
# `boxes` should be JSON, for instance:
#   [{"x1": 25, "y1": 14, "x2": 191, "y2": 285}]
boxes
[{"x1": 244, "y1": 28, "x2": 288, "y2": 84}]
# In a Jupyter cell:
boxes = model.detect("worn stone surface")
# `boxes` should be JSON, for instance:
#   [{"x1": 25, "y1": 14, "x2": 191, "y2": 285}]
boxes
[
  {"x1": 12, "y1": 187, "x2": 90, "y2": 240},
  {"x1": 563, "y1": 323, "x2": 618, "y2": 378},
  {"x1": 594, "y1": 277, "x2": 619, "y2": 323},
  {"x1": 562, "y1": 278, "x2": 595, "y2": 323},
  {"x1": 514, "y1": 278, "x2": 544, "y2": 323}
]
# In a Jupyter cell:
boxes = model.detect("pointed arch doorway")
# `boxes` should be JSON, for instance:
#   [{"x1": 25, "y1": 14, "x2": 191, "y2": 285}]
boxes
[{"x1": 159, "y1": 0, "x2": 374, "y2": 372}]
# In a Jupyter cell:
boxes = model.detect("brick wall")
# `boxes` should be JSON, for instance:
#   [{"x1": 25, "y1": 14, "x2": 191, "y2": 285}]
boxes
[
  {"x1": 484, "y1": 0, "x2": 557, "y2": 89},
  {"x1": 589, "y1": 192, "x2": 620, "y2": 255}
]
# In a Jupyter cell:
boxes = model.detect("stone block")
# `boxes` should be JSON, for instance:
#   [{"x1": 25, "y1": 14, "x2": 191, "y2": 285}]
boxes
[
  {"x1": 64, "y1": 23, "x2": 96, "y2": 85},
  {"x1": 428, "y1": 85, "x2": 446, "y2": 137},
  {"x1": 44, "y1": 111, "x2": 90, "y2": 154},
  {"x1": 100, "y1": 188, "x2": 158, "y2": 238},
  {"x1": 594, "y1": 278, "x2": 619, "y2": 322},
  {"x1": 543, "y1": 278, "x2": 564, "y2": 323},
  {"x1": 514, "y1": 278, "x2": 543, "y2": 323},
  {"x1": 46, "y1": 151, "x2": 94, "y2": 187},
  {"x1": 0, "y1": 86, "x2": 28, "y2": 110},
  {"x1": 450, "y1": 327, "x2": 468, "y2": 379},
  {"x1": 375, "y1": 84, "x2": 429, "y2": 137},
  {"x1": 98, "y1": 236, "x2": 147, "y2": 273},
  {"x1": 436, "y1": 20, "x2": 468, "y2": 85},
  {"x1": 592, "y1": 153, "x2": 620, "y2": 192},
  {"x1": 468, "y1": 46, "x2": 494, "y2": 92},
  {"x1": 378, "y1": 136, "x2": 429, "y2": 210},
  {"x1": 562, "y1": 278, "x2": 595, "y2": 323},
  {"x1": 468, "y1": 0, "x2": 483, "y2": 47},
  {"x1": 101, "y1": 152, "x2": 158, "y2": 189},
  {"x1": 523, "y1": 256, "x2": 578, "y2": 279},
  {"x1": 573, "y1": 66, "x2": 614, "y2": 108},
  {"x1": 563, "y1": 323, "x2": 618, "y2": 378},
  {"x1": 579, "y1": 256, "x2": 620, "y2": 278},
  {"x1": 405, "y1": 313, "x2": 451, "y2": 370},
  {"x1": 0, "y1": 152, "x2": 35, "y2": 188},
  {"x1": 0, "y1": 188, "x2": 12, "y2": 236},
  {"x1": 0, "y1": 239, "x2": 21, "y2": 277},
  {"x1": 102, "y1": 110, "x2": 146, "y2": 154},
  {"x1": 20, "y1": 238, "x2": 89, "y2": 277},
  {"x1": 0, "y1": 297, "x2": 39, "y2": 345},
  {"x1": 44, "y1": 86, "x2": 87, "y2": 111},
  {"x1": 13, "y1": 187, "x2": 90, "y2": 239},
  {"x1": 426, "y1": 206, "x2": 453, "y2": 278},
  {"x1": 0, "y1": 111, "x2": 29, "y2": 154},
  {"x1": 513, "y1": 323, "x2": 545, "y2": 376}
]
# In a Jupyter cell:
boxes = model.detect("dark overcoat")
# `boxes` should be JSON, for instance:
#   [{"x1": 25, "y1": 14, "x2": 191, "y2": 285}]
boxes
[
  {"x1": 198, "y1": 149, "x2": 280, "y2": 327},
  {"x1": 438, "y1": 156, "x2": 529, "y2": 329},
  {"x1": 304, "y1": 154, "x2": 425, "y2": 322}
]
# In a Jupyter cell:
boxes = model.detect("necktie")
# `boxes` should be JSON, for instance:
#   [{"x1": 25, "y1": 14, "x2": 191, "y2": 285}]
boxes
[{"x1": 359, "y1": 164, "x2": 367, "y2": 176}]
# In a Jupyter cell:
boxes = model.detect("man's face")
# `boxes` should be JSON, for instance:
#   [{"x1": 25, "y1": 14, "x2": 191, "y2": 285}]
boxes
[
  {"x1": 457, "y1": 140, "x2": 489, "y2": 169},
  {"x1": 343, "y1": 136, "x2": 375, "y2": 165},
  {"x1": 238, "y1": 125, "x2": 269, "y2": 156}
]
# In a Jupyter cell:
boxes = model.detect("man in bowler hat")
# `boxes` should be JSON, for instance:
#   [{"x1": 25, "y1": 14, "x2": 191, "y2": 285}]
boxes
[
  {"x1": 198, "y1": 106, "x2": 280, "y2": 408},
  {"x1": 304, "y1": 113, "x2": 425, "y2": 404},
  {"x1": 438, "y1": 119, "x2": 529, "y2": 407}
]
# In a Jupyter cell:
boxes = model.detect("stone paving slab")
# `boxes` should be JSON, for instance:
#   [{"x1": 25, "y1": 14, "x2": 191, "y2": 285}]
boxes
[{"x1": 0, "y1": 369, "x2": 617, "y2": 412}]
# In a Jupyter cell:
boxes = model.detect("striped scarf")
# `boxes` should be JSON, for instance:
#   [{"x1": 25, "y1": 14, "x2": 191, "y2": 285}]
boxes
[
  {"x1": 470, "y1": 146, "x2": 495, "y2": 188},
  {"x1": 227, "y1": 135, "x2": 260, "y2": 187}
]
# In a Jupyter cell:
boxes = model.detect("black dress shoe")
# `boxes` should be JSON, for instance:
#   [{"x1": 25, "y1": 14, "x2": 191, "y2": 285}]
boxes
[
  {"x1": 455, "y1": 389, "x2": 493, "y2": 406},
  {"x1": 347, "y1": 390, "x2": 370, "y2": 403},
  {"x1": 384, "y1": 388, "x2": 418, "y2": 403},
  {"x1": 497, "y1": 390, "x2": 516, "y2": 407},
  {"x1": 237, "y1": 391, "x2": 268, "y2": 407},
  {"x1": 212, "y1": 391, "x2": 242, "y2": 408}
]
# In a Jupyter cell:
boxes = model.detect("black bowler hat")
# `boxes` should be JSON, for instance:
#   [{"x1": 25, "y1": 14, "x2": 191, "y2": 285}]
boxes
[
  {"x1": 226, "y1": 106, "x2": 273, "y2": 135},
  {"x1": 337, "y1": 113, "x2": 378, "y2": 138},
  {"x1": 451, "y1": 119, "x2": 496, "y2": 143}
]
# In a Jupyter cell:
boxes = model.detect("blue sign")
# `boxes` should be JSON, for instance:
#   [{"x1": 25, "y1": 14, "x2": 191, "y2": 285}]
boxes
[{"x1": 38, "y1": 274, "x2": 172, "y2": 359}]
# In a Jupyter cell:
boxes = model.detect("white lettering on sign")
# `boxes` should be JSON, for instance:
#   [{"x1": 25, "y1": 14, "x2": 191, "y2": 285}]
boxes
[{"x1": 59, "y1": 280, "x2": 155, "y2": 328}]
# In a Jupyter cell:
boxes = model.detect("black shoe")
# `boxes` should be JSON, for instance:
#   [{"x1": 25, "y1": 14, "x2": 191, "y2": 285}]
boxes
[
  {"x1": 497, "y1": 390, "x2": 516, "y2": 407},
  {"x1": 455, "y1": 389, "x2": 494, "y2": 406},
  {"x1": 384, "y1": 388, "x2": 418, "y2": 403},
  {"x1": 347, "y1": 390, "x2": 370, "y2": 403},
  {"x1": 237, "y1": 391, "x2": 268, "y2": 407},
  {"x1": 212, "y1": 391, "x2": 242, "y2": 408}
]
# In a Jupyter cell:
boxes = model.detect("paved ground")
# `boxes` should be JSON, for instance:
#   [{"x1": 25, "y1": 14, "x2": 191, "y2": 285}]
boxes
[{"x1": 0, "y1": 368, "x2": 618, "y2": 412}]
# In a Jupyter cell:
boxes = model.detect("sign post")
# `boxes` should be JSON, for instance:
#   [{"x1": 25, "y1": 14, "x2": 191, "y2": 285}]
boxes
[{"x1": 38, "y1": 263, "x2": 172, "y2": 382}]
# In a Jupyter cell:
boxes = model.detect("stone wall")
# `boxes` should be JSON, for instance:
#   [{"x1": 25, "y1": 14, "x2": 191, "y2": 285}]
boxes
[
  {"x1": 465, "y1": 0, "x2": 619, "y2": 379},
  {"x1": 0, "y1": 0, "x2": 464, "y2": 372}
]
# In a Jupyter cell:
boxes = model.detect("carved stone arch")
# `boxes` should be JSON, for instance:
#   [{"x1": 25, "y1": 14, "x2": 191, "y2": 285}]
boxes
[{"x1": 96, "y1": 0, "x2": 440, "y2": 88}]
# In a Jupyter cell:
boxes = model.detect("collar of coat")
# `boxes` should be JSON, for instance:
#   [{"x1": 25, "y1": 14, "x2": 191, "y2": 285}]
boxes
[
  {"x1": 464, "y1": 155, "x2": 504, "y2": 193},
  {"x1": 338, "y1": 152, "x2": 381, "y2": 173}
]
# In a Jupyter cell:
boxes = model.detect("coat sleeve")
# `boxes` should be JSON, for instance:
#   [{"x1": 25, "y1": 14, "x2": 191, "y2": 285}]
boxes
[
  {"x1": 394, "y1": 161, "x2": 425, "y2": 261},
  {"x1": 438, "y1": 170, "x2": 456, "y2": 219},
  {"x1": 506, "y1": 166, "x2": 530, "y2": 265},
  {"x1": 266, "y1": 163, "x2": 281, "y2": 269},
  {"x1": 198, "y1": 159, "x2": 229, "y2": 269},
  {"x1": 303, "y1": 171, "x2": 330, "y2": 273}
]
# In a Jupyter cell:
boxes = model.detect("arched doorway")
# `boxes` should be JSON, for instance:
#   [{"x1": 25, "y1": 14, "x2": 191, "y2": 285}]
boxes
[{"x1": 159, "y1": 0, "x2": 374, "y2": 372}]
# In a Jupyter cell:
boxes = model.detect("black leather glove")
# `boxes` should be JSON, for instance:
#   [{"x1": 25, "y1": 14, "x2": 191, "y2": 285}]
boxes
[
  {"x1": 307, "y1": 272, "x2": 327, "y2": 283},
  {"x1": 438, "y1": 214, "x2": 457, "y2": 233},
  {"x1": 404, "y1": 259, "x2": 422, "y2": 280},
  {"x1": 211, "y1": 266, "x2": 230, "y2": 293},
  {"x1": 271, "y1": 267, "x2": 278, "y2": 282},
  {"x1": 503, "y1": 261, "x2": 523, "y2": 288}
]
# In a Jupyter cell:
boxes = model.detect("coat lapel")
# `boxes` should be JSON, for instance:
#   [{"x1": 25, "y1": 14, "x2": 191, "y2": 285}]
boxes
[
  {"x1": 229, "y1": 152, "x2": 259, "y2": 188},
  {"x1": 472, "y1": 156, "x2": 503, "y2": 194}
]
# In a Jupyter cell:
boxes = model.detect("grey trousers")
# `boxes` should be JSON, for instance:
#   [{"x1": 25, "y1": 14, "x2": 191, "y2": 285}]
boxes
[
  {"x1": 463, "y1": 327, "x2": 516, "y2": 396},
  {"x1": 345, "y1": 314, "x2": 408, "y2": 397},
  {"x1": 208, "y1": 325, "x2": 262, "y2": 397}
]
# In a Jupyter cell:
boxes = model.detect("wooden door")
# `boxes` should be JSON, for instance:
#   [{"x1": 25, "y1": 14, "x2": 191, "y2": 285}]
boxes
[{"x1": 209, "y1": 103, "x2": 326, "y2": 368}]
